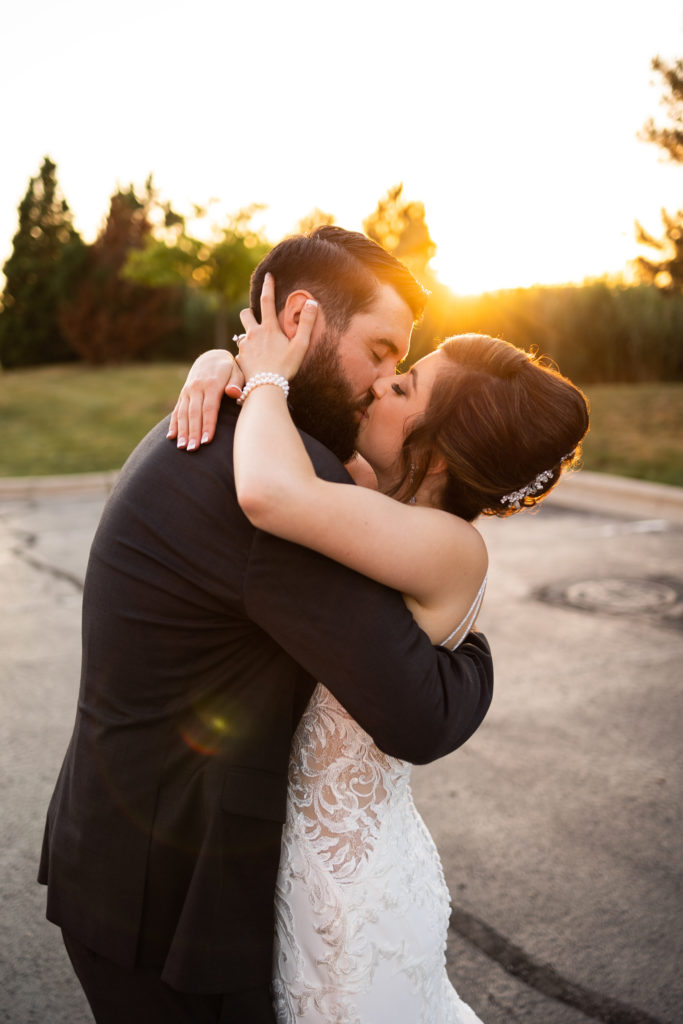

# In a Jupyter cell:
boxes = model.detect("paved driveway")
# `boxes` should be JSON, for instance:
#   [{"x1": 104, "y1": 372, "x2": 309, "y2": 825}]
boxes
[{"x1": 0, "y1": 476, "x2": 681, "y2": 1023}]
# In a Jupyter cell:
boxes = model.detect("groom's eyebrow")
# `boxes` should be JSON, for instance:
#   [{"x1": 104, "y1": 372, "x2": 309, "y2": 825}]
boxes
[{"x1": 376, "y1": 337, "x2": 401, "y2": 358}]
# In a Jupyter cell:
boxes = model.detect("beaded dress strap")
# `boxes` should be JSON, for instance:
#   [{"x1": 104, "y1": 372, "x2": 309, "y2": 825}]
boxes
[{"x1": 440, "y1": 575, "x2": 488, "y2": 650}]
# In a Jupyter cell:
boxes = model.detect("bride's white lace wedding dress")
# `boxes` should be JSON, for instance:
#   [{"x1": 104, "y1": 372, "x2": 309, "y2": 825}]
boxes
[{"x1": 272, "y1": 581, "x2": 487, "y2": 1024}]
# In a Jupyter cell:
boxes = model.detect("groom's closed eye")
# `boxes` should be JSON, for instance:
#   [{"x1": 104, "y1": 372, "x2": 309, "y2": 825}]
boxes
[{"x1": 370, "y1": 339, "x2": 401, "y2": 365}]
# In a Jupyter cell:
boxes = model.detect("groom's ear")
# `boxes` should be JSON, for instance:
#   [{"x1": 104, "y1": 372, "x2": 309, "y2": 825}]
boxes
[{"x1": 281, "y1": 290, "x2": 320, "y2": 340}]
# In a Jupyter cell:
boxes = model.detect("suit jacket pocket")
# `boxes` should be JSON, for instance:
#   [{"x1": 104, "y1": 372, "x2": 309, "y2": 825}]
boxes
[{"x1": 221, "y1": 766, "x2": 288, "y2": 823}]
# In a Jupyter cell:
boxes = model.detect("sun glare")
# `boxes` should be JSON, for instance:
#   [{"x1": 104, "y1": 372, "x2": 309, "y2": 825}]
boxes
[{"x1": 425, "y1": 191, "x2": 651, "y2": 296}]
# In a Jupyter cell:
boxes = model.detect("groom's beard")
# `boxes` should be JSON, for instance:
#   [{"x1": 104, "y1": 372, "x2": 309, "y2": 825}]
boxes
[{"x1": 288, "y1": 333, "x2": 371, "y2": 463}]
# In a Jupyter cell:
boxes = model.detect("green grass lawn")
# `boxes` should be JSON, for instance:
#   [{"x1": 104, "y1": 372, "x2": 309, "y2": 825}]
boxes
[
  {"x1": 579, "y1": 382, "x2": 683, "y2": 487},
  {"x1": 0, "y1": 363, "x2": 189, "y2": 476},
  {"x1": 1, "y1": 364, "x2": 682, "y2": 486}
]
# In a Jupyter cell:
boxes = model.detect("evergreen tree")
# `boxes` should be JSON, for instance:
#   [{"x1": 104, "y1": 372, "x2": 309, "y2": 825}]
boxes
[
  {"x1": 635, "y1": 57, "x2": 683, "y2": 293},
  {"x1": 0, "y1": 156, "x2": 84, "y2": 368}
]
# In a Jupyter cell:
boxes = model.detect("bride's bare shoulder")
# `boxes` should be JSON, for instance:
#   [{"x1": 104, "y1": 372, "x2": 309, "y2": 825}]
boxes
[
  {"x1": 417, "y1": 505, "x2": 488, "y2": 565},
  {"x1": 400, "y1": 507, "x2": 488, "y2": 640},
  {"x1": 345, "y1": 454, "x2": 379, "y2": 489}
]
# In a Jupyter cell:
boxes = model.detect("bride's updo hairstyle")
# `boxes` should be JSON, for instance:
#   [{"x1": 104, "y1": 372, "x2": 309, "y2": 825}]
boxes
[{"x1": 394, "y1": 334, "x2": 590, "y2": 521}]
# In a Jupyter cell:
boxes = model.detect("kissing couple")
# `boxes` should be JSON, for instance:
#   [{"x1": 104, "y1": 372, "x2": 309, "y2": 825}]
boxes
[{"x1": 39, "y1": 226, "x2": 589, "y2": 1023}]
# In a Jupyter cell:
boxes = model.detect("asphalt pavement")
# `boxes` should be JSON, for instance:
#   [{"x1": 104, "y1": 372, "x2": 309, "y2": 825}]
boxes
[{"x1": 0, "y1": 470, "x2": 681, "y2": 1024}]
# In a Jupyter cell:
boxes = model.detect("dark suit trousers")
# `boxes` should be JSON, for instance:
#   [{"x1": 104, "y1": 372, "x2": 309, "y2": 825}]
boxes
[{"x1": 62, "y1": 932, "x2": 276, "y2": 1024}]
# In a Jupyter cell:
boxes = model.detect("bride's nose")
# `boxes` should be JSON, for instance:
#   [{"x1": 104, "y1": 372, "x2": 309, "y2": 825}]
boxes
[{"x1": 371, "y1": 375, "x2": 394, "y2": 399}]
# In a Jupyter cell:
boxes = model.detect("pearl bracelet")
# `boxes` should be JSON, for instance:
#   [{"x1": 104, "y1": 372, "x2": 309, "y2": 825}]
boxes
[{"x1": 237, "y1": 372, "x2": 290, "y2": 404}]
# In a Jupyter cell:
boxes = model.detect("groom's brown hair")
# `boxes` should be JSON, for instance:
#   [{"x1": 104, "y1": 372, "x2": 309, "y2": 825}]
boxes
[{"x1": 250, "y1": 226, "x2": 427, "y2": 332}]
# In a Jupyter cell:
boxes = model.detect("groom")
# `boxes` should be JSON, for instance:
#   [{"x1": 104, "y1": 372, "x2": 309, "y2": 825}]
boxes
[{"x1": 39, "y1": 226, "x2": 494, "y2": 1023}]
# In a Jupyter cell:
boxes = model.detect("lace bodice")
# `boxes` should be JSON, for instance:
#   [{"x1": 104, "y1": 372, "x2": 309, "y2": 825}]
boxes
[
  {"x1": 287, "y1": 682, "x2": 411, "y2": 881},
  {"x1": 286, "y1": 574, "x2": 487, "y2": 882},
  {"x1": 272, "y1": 579, "x2": 487, "y2": 1023}
]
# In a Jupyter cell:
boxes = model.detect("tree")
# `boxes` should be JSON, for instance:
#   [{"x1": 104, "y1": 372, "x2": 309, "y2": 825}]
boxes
[
  {"x1": 296, "y1": 208, "x2": 336, "y2": 235},
  {"x1": 123, "y1": 203, "x2": 269, "y2": 349},
  {"x1": 0, "y1": 156, "x2": 85, "y2": 368},
  {"x1": 635, "y1": 211, "x2": 683, "y2": 292},
  {"x1": 363, "y1": 184, "x2": 436, "y2": 283},
  {"x1": 59, "y1": 181, "x2": 181, "y2": 364},
  {"x1": 635, "y1": 56, "x2": 683, "y2": 293},
  {"x1": 639, "y1": 56, "x2": 683, "y2": 161}
]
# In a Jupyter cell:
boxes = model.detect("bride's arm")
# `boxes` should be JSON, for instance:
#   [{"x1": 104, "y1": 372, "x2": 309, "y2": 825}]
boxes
[
  {"x1": 236, "y1": 385, "x2": 485, "y2": 614},
  {"x1": 167, "y1": 349, "x2": 245, "y2": 449},
  {"x1": 235, "y1": 278, "x2": 487, "y2": 621}
]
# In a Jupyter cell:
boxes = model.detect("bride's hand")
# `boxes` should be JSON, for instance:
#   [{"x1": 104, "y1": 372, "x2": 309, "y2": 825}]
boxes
[
  {"x1": 236, "y1": 273, "x2": 317, "y2": 385},
  {"x1": 167, "y1": 349, "x2": 245, "y2": 450}
]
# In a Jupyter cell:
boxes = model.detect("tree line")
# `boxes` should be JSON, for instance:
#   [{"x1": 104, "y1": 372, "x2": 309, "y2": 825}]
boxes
[{"x1": 1, "y1": 57, "x2": 681, "y2": 384}]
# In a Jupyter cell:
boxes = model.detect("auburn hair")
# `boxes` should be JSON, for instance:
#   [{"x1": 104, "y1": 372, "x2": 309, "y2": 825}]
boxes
[{"x1": 390, "y1": 334, "x2": 590, "y2": 521}]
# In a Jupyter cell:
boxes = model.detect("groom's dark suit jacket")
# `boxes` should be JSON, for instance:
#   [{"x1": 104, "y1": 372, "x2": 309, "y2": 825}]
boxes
[{"x1": 39, "y1": 402, "x2": 493, "y2": 995}]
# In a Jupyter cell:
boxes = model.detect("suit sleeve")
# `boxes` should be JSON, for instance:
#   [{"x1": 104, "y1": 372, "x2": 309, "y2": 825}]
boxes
[{"x1": 242, "y1": 436, "x2": 493, "y2": 765}]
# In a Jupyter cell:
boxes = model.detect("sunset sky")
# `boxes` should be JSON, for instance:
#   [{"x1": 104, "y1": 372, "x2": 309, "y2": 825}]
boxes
[{"x1": 2, "y1": 0, "x2": 682, "y2": 295}]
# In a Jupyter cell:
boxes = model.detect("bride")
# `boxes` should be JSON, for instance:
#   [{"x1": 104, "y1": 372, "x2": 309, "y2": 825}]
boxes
[{"x1": 172, "y1": 275, "x2": 589, "y2": 1022}]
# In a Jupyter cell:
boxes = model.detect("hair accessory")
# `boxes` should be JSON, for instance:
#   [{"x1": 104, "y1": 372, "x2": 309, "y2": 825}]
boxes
[
  {"x1": 237, "y1": 373, "x2": 290, "y2": 405},
  {"x1": 500, "y1": 450, "x2": 576, "y2": 509},
  {"x1": 500, "y1": 469, "x2": 554, "y2": 509}
]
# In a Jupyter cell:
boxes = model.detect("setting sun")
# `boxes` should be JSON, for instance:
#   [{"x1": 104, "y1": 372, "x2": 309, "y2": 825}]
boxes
[{"x1": 1, "y1": 1, "x2": 681, "y2": 297}]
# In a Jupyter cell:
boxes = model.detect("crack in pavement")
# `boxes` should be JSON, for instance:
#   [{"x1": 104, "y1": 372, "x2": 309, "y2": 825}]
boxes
[
  {"x1": 12, "y1": 549, "x2": 85, "y2": 592},
  {"x1": 450, "y1": 908, "x2": 666, "y2": 1024},
  {"x1": 8, "y1": 532, "x2": 85, "y2": 593}
]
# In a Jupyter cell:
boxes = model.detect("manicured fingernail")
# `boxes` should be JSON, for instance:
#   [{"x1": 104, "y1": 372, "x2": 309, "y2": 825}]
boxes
[
  {"x1": 187, "y1": 439, "x2": 196, "y2": 451},
  {"x1": 201, "y1": 432, "x2": 209, "y2": 445},
  {"x1": 166, "y1": 430, "x2": 173, "y2": 439},
  {"x1": 305, "y1": 299, "x2": 318, "y2": 309},
  {"x1": 177, "y1": 437, "x2": 187, "y2": 448}
]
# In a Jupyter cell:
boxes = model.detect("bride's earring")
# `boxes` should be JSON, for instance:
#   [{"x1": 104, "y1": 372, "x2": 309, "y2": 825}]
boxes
[{"x1": 409, "y1": 463, "x2": 417, "y2": 505}]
